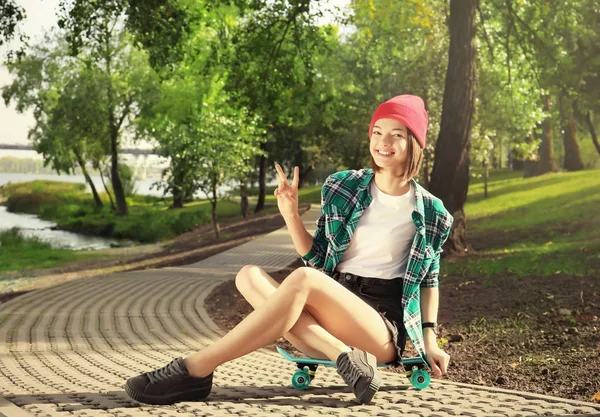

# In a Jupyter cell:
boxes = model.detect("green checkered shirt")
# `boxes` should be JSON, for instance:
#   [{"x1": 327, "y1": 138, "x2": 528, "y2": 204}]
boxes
[{"x1": 300, "y1": 168, "x2": 453, "y2": 361}]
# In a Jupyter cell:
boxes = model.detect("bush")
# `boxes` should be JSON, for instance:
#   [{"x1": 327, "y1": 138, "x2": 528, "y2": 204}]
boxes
[{"x1": 5, "y1": 192, "x2": 63, "y2": 214}]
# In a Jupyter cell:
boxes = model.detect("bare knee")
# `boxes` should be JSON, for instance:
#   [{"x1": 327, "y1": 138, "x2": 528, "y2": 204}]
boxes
[
  {"x1": 281, "y1": 267, "x2": 316, "y2": 294},
  {"x1": 235, "y1": 264, "x2": 261, "y2": 295}
]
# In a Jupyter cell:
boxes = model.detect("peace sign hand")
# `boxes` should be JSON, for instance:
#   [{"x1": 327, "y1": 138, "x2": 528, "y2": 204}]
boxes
[{"x1": 274, "y1": 163, "x2": 300, "y2": 220}]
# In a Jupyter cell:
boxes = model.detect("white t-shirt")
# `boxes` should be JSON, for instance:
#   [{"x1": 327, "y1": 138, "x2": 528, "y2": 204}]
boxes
[{"x1": 336, "y1": 181, "x2": 416, "y2": 279}]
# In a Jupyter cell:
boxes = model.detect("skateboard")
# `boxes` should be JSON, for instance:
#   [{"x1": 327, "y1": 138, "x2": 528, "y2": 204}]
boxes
[{"x1": 276, "y1": 346, "x2": 431, "y2": 391}]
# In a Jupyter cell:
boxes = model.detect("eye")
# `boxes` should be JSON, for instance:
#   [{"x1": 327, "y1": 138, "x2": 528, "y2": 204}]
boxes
[{"x1": 373, "y1": 131, "x2": 382, "y2": 135}]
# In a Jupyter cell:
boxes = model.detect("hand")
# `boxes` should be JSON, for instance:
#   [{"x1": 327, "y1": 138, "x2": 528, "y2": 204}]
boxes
[
  {"x1": 274, "y1": 163, "x2": 299, "y2": 220},
  {"x1": 425, "y1": 343, "x2": 450, "y2": 378}
]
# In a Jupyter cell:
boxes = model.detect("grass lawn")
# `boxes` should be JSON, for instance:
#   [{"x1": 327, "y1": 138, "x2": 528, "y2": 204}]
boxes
[
  {"x1": 0, "y1": 228, "x2": 109, "y2": 273},
  {"x1": 445, "y1": 169, "x2": 599, "y2": 277}
]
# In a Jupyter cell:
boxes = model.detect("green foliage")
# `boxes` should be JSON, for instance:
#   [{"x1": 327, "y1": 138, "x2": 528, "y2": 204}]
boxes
[
  {"x1": 0, "y1": 180, "x2": 282, "y2": 243},
  {"x1": 0, "y1": 0, "x2": 25, "y2": 50},
  {"x1": 0, "y1": 228, "x2": 104, "y2": 272},
  {"x1": 57, "y1": 0, "x2": 192, "y2": 71}
]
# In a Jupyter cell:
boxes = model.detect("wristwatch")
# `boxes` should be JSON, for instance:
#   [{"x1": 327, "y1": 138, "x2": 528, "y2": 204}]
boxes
[{"x1": 422, "y1": 322, "x2": 438, "y2": 336}]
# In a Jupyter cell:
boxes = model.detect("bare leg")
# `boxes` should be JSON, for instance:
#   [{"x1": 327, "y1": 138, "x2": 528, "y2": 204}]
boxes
[
  {"x1": 185, "y1": 266, "x2": 396, "y2": 378},
  {"x1": 235, "y1": 265, "x2": 346, "y2": 359}
]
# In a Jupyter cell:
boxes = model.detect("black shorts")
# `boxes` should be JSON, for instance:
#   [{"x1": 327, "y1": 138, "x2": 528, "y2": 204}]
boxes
[{"x1": 331, "y1": 270, "x2": 407, "y2": 367}]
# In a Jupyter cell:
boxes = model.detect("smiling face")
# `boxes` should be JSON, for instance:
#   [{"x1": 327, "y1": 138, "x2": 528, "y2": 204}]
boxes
[
  {"x1": 370, "y1": 118, "x2": 409, "y2": 170},
  {"x1": 369, "y1": 118, "x2": 424, "y2": 179}
]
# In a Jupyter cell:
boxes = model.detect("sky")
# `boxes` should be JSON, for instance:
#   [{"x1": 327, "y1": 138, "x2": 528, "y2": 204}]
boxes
[{"x1": 0, "y1": 0, "x2": 351, "y2": 149}]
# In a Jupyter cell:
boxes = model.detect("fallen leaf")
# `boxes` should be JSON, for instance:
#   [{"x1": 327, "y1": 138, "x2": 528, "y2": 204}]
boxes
[
  {"x1": 545, "y1": 241, "x2": 553, "y2": 246},
  {"x1": 592, "y1": 392, "x2": 600, "y2": 403}
]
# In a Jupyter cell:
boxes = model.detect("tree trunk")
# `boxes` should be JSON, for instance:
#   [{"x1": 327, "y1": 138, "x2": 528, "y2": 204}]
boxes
[
  {"x1": 104, "y1": 26, "x2": 128, "y2": 216},
  {"x1": 584, "y1": 112, "x2": 600, "y2": 155},
  {"x1": 537, "y1": 95, "x2": 559, "y2": 175},
  {"x1": 559, "y1": 95, "x2": 584, "y2": 171},
  {"x1": 172, "y1": 171, "x2": 185, "y2": 208},
  {"x1": 109, "y1": 128, "x2": 128, "y2": 215},
  {"x1": 511, "y1": 153, "x2": 524, "y2": 170},
  {"x1": 240, "y1": 182, "x2": 249, "y2": 218},
  {"x1": 497, "y1": 137, "x2": 502, "y2": 169},
  {"x1": 76, "y1": 155, "x2": 103, "y2": 209},
  {"x1": 428, "y1": 0, "x2": 477, "y2": 254},
  {"x1": 211, "y1": 179, "x2": 220, "y2": 239},
  {"x1": 254, "y1": 148, "x2": 268, "y2": 213},
  {"x1": 172, "y1": 195, "x2": 184, "y2": 208},
  {"x1": 100, "y1": 168, "x2": 115, "y2": 211},
  {"x1": 483, "y1": 159, "x2": 489, "y2": 199}
]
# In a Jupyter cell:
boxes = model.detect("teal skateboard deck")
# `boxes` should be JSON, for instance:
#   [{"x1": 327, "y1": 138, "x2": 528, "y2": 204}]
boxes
[{"x1": 276, "y1": 346, "x2": 431, "y2": 390}]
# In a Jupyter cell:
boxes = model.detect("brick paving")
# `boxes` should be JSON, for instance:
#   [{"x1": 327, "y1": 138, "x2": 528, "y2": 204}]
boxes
[{"x1": 1, "y1": 209, "x2": 599, "y2": 416}]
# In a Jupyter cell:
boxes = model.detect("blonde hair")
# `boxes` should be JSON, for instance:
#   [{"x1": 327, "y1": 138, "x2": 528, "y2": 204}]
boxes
[{"x1": 370, "y1": 130, "x2": 423, "y2": 180}]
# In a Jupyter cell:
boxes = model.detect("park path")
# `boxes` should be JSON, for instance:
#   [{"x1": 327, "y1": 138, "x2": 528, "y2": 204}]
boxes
[{"x1": 1, "y1": 208, "x2": 599, "y2": 417}]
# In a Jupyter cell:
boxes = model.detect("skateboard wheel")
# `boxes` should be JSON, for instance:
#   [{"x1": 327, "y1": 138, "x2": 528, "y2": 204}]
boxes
[
  {"x1": 410, "y1": 369, "x2": 430, "y2": 390},
  {"x1": 292, "y1": 370, "x2": 311, "y2": 390}
]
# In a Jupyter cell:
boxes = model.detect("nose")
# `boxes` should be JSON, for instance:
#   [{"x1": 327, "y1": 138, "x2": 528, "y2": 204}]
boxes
[{"x1": 380, "y1": 136, "x2": 394, "y2": 147}]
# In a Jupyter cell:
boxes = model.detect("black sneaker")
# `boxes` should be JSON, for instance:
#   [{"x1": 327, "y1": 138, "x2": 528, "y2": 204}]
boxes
[
  {"x1": 125, "y1": 358, "x2": 213, "y2": 405},
  {"x1": 336, "y1": 348, "x2": 381, "y2": 404}
]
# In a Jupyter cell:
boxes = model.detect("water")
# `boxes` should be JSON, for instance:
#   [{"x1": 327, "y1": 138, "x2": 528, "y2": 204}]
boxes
[
  {"x1": 0, "y1": 172, "x2": 167, "y2": 197},
  {"x1": 0, "y1": 173, "x2": 141, "y2": 250},
  {"x1": 0, "y1": 172, "x2": 241, "y2": 198},
  {"x1": 0, "y1": 172, "x2": 281, "y2": 250},
  {"x1": 0, "y1": 206, "x2": 118, "y2": 250}
]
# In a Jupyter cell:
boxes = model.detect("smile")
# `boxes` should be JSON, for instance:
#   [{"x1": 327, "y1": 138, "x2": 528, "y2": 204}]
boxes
[{"x1": 377, "y1": 150, "x2": 395, "y2": 156}]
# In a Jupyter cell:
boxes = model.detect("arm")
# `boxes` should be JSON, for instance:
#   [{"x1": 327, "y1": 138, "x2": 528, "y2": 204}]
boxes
[
  {"x1": 275, "y1": 164, "x2": 329, "y2": 269},
  {"x1": 289, "y1": 207, "x2": 328, "y2": 269},
  {"x1": 419, "y1": 215, "x2": 453, "y2": 377},
  {"x1": 420, "y1": 287, "x2": 439, "y2": 347}
]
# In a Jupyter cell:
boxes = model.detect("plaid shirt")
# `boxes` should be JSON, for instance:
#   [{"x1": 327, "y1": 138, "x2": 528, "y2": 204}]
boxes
[{"x1": 300, "y1": 168, "x2": 453, "y2": 361}]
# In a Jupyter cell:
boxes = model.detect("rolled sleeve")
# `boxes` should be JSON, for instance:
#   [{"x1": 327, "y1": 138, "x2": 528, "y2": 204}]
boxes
[
  {"x1": 421, "y1": 214, "x2": 453, "y2": 288},
  {"x1": 421, "y1": 252, "x2": 440, "y2": 288},
  {"x1": 300, "y1": 209, "x2": 328, "y2": 269}
]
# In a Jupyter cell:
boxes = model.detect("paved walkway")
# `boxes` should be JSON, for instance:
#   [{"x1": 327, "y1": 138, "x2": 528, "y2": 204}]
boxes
[{"x1": 1, "y1": 209, "x2": 599, "y2": 417}]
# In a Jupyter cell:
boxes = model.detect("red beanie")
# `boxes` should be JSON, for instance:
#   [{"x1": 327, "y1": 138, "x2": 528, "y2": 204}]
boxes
[{"x1": 368, "y1": 95, "x2": 429, "y2": 149}]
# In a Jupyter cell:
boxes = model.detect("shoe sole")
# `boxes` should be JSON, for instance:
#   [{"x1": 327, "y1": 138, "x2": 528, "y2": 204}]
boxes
[
  {"x1": 125, "y1": 380, "x2": 211, "y2": 405},
  {"x1": 356, "y1": 350, "x2": 381, "y2": 404}
]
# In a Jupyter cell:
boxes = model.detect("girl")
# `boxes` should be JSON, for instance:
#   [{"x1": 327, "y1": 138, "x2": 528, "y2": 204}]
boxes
[{"x1": 125, "y1": 94, "x2": 454, "y2": 406}]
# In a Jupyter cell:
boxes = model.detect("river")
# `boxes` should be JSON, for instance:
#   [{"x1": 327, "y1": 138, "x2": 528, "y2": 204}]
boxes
[
  {"x1": 0, "y1": 172, "x2": 164, "y2": 250},
  {"x1": 0, "y1": 172, "x2": 270, "y2": 250}
]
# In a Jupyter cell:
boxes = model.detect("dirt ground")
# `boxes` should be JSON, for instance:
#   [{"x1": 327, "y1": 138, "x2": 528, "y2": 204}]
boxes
[{"x1": 205, "y1": 259, "x2": 600, "y2": 404}]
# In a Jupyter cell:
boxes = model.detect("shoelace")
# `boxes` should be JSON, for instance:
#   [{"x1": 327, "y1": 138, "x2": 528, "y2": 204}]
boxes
[
  {"x1": 338, "y1": 354, "x2": 366, "y2": 386},
  {"x1": 146, "y1": 359, "x2": 187, "y2": 384}
]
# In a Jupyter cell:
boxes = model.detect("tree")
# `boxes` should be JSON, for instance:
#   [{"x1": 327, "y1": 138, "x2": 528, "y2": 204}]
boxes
[
  {"x1": 57, "y1": 6, "x2": 158, "y2": 215},
  {"x1": 228, "y1": 0, "x2": 326, "y2": 213},
  {"x1": 0, "y1": 0, "x2": 26, "y2": 55},
  {"x1": 2, "y1": 36, "x2": 107, "y2": 208},
  {"x1": 137, "y1": 3, "x2": 265, "y2": 234},
  {"x1": 429, "y1": 0, "x2": 477, "y2": 253},
  {"x1": 499, "y1": 1, "x2": 600, "y2": 173},
  {"x1": 57, "y1": 0, "x2": 192, "y2": 72},
  {"x1": 146, "y1": 76, "x2": 264, "y2": 237}
]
